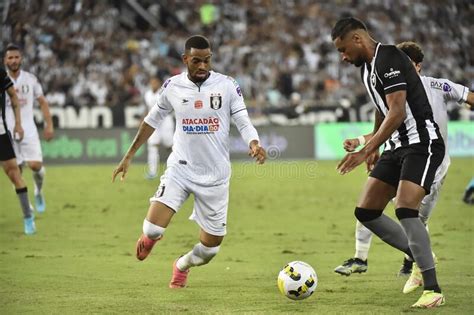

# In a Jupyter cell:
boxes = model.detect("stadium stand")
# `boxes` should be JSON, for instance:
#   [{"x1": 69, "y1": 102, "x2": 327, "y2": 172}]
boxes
[{"x1": 1, "y1": 0, "x2": 472, "y2": 125}]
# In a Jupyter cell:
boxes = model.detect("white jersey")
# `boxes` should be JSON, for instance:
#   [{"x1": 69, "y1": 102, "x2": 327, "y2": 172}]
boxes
[
  {"x1": 5, "y1": 70, "x2": 44, "y2": 139},
  {"x1": 145, "y1": 71, "x2": 259, "y2": 186},
  {"x1": 421, "y1": 75, "x2": 469, "y2": 180}
]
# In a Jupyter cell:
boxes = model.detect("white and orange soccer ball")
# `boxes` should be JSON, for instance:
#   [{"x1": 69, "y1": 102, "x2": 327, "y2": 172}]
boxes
[{"x1": 277, "y1": 261, "x2": 318, "y2": 300}]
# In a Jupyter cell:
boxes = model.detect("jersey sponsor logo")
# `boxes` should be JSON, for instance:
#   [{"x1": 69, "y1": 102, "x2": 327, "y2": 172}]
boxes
[
  {"x1": 195, "y1": 100, "x2": 203, "y2": 109},
  {"x1": 442, "y1": 82, "x2": 452, "y2": 92},
  {"x1": 236, "y1": 86, "x2": 242, "y2": 96},
  {"x1": 384, "y1": 68, "x2": 401, "y2": 79},
  {"x1": 182, "y1": 117, "x2": 220, "y2": 134},
  {"x1": 182, "y1": 98, "x2": 189, "y2": 104},
  {"x1": 210, "y1": 94, "x2": 222, "y2": 110},
  {"x1": 430, "y1": 81, "x2": 452, "y2": 92}
]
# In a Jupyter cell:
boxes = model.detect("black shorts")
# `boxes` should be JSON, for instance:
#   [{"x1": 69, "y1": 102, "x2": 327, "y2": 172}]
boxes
[
  {"x1": 0, "y1": 132, "x2": 16, "y2": 161},
  {"x1": 370, "y1": 140, "x2": 445, "y2": 194}
]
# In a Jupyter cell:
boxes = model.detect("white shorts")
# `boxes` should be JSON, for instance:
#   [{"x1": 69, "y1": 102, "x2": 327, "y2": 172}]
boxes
[
  {"x1": 148, "y1": 116, "x2": 174, "y2": 148},
  {"x1": 150, "y1": 166, "x2": 229, "y2": 236},
  {"x1": 13, "y1": 136, "x2": 43, "y2": 165}
]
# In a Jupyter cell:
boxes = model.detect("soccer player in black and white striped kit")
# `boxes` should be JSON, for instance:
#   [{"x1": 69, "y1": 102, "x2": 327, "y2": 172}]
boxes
[
  {"x1": 0, "y1": 66, "x2": 36, "y2": 234},
  {"x1": 331, "y1": 17, "x2": 445, "y2": 308}
]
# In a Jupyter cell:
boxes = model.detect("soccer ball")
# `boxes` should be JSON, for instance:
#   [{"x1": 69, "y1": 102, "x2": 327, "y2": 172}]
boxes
[{"x1": 277, "y1": 261, "x2": 318, "y2": 300}]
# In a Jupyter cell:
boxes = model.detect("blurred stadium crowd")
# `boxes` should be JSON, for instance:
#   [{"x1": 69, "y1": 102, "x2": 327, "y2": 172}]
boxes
[{"x1": 1, "y1": 0, "x2": 473, "y2": 125}]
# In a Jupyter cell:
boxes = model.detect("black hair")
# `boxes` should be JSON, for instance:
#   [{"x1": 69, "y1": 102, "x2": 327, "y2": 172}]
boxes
[
  {"x1": 3, "y1": 43, "x2": 21, "y2": 57},
  {"x1": 331, "y1": 17, "x2": 367, "y2": 41},
  {"x1": 397, "y1": 41, "x2": 424, "y2": 64},
  {"x1": 184, "y1": 35, "x2": 211, "y2": 52}
]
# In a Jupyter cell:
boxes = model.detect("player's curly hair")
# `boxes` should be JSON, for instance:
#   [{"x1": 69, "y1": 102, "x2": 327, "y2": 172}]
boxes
[
  {"x1": 396, "y1": 41, "x2": 424, "y2": 64},
  {"x1": 184, "y1": 35, "x2": 211, "y2": 52},
  {"x1": 331, "y1": 17, "x2": 367, "y2": 41}
]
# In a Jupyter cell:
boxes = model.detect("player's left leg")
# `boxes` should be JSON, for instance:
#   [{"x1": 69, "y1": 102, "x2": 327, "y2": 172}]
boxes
[
  {"x1": 396, "y1": 141, "x2": 445, "y2": 308},
  {"x1": 170, "y1": 181, "x2": 228, "y2": 288},
  {"x1": 28, "y1": 161, "x2": 46, "y2": 213},
  {"x1": 170, "y1": 230, "x2": 223, "y2": 288},
  {"x1": 398, "y1": 175, "x2": 445, "y2": 276},
  {"x1": 22, "y1": 137, "x2": 46, "y2": 212}
]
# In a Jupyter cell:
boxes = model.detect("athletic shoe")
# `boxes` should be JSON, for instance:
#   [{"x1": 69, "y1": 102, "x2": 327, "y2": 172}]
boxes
[
  {"x1": 135, "y1": 234, "x2": 161, "y2": 261},
  {"x1": 169, "y1": 258, "x2": 189, "y2": 288},
  {"x1": 411, "y1": 290, "x2": 445, "y2": 308},
  {"x1": 334, "y1": 258, "x2": 368, "y2": 276},
  {"x1": 24, "y1": 215, "x2": 36, "y2": 235},
  {"x1": 397, "y1": 257, "x2": 413, "y2": 277},
  {"x1": 403, "y1": 263, "x2": 423, "y2": 293},
  {"x1": 35, "y1": 192, "x2": 46, "y2": 213}
]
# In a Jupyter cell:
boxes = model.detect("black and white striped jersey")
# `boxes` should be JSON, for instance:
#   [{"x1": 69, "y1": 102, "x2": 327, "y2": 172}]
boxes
[
  {"x1": 0, "y1": 67, "x2": 14, "y2": 135},
  {"x1": 361, "y1": 43, "x2": 442, "y2": 151}
]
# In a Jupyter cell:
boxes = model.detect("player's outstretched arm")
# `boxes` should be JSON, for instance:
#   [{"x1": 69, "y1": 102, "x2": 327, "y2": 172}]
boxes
[
  {"x1": 112, "y1": 121, "x2": 155, "y2": 182},
  {"x1": 38, "y1": 95, "x2": 54, "y2": 141},
  {"x1": 249, "y1": 140, "x2": 266, "y2": 164},
  {"x1": 6, "y1": 85, "x2": 24, "y2": 141}
]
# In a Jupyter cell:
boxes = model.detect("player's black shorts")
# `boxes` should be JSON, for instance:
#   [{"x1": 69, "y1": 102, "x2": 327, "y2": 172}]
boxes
[
  {"x1": 370, "y1": 139, "x2": 445, "y2": 194},
  {"x1": 0, "y1": 132, "x2": 16, "y2": 161}
]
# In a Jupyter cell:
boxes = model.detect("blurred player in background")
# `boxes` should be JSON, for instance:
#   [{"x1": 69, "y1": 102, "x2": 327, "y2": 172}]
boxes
[
  {"x1": 1, "y1": 66, "x2": 36, "y2": 234},
  {"x1": 143, "y1": 76, "x2": 174, "y2": 179},
  {"x1": 334, "y1": 41, "x2": 474, "y2": 281},
  {"x1": 332, "y1": 18, "x2": 445, "y2": 308},
  {"x1": 113, "y1": 35, "x2": 266, "y2": 289},
  {"x1": 4, "y1": 44, "x2": 54, "y2": 213}
]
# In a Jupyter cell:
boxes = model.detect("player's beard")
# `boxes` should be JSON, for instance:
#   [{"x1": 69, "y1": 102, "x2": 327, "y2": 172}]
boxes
[
  {"x1": 353, "y1": 57, "x2": 364, "y2": 67},
  {"x1": 7, "y1": 63, "x2": 21, "y2": 73}
]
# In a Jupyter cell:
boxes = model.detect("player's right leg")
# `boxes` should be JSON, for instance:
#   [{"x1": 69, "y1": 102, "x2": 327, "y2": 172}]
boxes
[
  {"x1": 137, "y1": 172, "x2": 189, "y2": 260},
  {"x1": 1, "y1": 133, "x2": 35, "y2": 234}
]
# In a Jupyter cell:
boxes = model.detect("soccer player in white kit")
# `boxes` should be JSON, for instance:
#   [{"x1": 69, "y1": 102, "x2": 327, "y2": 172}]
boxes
[
  {"x1": 4, "y1": 44, "x2": 54, "y2": 213},
  {"x1": 334, "y1": 42, "x2": 474, "y2": 282},
  {"x1": 143, "y1": 76, "x2": 174, "y2": 179},
  {"x1": 112, "y1": 35, "x2": 266, "y2": 288}
]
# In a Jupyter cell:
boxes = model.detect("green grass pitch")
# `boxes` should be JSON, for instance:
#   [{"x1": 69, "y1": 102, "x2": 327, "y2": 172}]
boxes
[{"x1": 1, "y1": 159, "x2": 473, "y2": 314}]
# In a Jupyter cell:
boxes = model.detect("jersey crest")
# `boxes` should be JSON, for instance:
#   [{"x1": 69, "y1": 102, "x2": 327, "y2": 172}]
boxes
[{"x1": 210, "y1": 94, "x2": 222, "y2": 110}]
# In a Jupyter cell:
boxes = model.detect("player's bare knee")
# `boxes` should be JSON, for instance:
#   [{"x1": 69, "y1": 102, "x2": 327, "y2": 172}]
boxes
[
  {"x1": 28, "y1": 162, "x2": 42, "y2": 172},
  {"x1": 191, "y1": 243, "x2": 220, "y2": 266}
]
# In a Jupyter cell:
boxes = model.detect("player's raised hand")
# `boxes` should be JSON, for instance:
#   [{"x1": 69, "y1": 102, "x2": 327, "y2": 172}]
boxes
[
  {"x1": 249, "y1": 140, "x2": 266, "y2": 164},
  {"x1": 343, "y1": 138, "x2": 360, "y2": 152},
  {"x1": 112, "y1": 158, "x2": 131, "y2": 182},
  {"x1": 336, "y1": 151, "x2": 366, "y2": 175}
]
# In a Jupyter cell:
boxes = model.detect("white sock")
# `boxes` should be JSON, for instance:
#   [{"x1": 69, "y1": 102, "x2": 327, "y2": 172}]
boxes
[
  {"x1": 147, "y1": 145, "x2": 159, "y2": 176},
  {"x1": 142, "y1": 219, "x2": 165, "y2": 240},
  {"x1": 177, "y1": 243, "x2": 220, "y2": 271},
  {"x1": 33, "y1": 166, "x2": 45, "y2": 194},
  {"x1": 355, "y1": 220, "x2": 373, "y2": 261}
]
